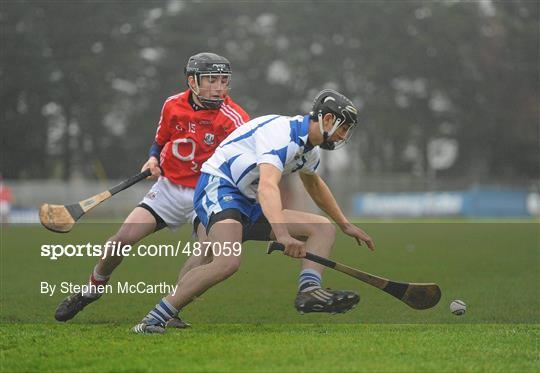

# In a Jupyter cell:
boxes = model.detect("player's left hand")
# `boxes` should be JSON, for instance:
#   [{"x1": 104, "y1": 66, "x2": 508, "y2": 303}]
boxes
[
  {"x1": 141, "y1": 156, "x2": 162, "y2": 180},
  {"x1": 340, "y1": 223, "x2": 375, "y2": 251}
]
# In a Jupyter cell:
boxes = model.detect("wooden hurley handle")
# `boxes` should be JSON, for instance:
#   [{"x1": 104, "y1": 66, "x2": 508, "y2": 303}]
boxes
[
  {"x1": 266, "y1": 241, "x2": 337, "y2": 268},
  {"x1": 110, "y1": 169, "x2": 152, "y2": 195}
]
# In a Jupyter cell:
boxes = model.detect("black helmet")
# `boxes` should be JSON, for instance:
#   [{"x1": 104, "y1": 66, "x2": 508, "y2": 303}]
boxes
[
  {"x1": 310, "y1": 89, "x2": 358, "y2": 150},
  {"x1": 185, "y1": 52, "x2": 231, "y2": 109}
]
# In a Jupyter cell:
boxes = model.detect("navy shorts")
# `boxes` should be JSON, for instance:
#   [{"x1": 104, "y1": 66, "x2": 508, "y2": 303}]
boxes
[{"x1": 194, "y1": 173, "x2": 271, "y2": 241}]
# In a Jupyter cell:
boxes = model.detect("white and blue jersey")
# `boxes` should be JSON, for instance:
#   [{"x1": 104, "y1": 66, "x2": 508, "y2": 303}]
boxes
[{"x1": 194, "y1": 114, "x2": 320, "y2": 229}]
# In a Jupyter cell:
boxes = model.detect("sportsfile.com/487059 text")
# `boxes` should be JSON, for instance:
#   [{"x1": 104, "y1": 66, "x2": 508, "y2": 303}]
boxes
[{"x1": 40, "y1": 241, "x2": 242, "y2": 260}]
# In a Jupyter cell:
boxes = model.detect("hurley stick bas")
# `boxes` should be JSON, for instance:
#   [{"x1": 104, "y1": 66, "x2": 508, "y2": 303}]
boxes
[
  {"x1": 267, "y1": 241, "x2": 441, "y2": 310},
  {"x1": 39, "y1": 169, "x2": 152, "y2": 233}
]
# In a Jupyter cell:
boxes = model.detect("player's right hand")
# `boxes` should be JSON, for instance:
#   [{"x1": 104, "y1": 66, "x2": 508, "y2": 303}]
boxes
[
  {"x1": 277, "y1": 236, "x2": 306, "y2": 258},
  {"x1": 141, "y1": 157, "x2": 161, "y2": 180}
]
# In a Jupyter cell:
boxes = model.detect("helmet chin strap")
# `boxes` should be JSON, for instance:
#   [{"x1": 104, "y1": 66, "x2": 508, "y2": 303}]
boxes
[
  {"x1": 188, "y1": 76, "x2": 224, "y2": 109},
  {"x1": 188, "y1": 78, "x2": 203, "y2": 103},
  {"x1": 317, "y1": 113, "x2": 342, "y2": 150}
]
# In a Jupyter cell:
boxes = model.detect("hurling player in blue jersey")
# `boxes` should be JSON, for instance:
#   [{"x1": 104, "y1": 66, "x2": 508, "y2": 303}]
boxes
[{"x1": 134, "y1": 89, "x2": 375, "y2": 333}]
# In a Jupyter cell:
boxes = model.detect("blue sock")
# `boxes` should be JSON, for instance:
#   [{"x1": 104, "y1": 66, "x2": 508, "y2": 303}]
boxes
[
  {"x1": 145, "y1": 298, "x2": 178, "y2": 324},
  {"x1": 298, "y1": 269, "x2": 322, "y2": 292}
]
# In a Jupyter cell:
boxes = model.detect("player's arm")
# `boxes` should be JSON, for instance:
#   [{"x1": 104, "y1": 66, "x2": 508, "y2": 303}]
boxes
[
  {"x1": 141, "y1": 100, "x2": 172, "y2": 179},
  {"x1": 141, "y1": 142, "x2": 163, "y2": 179},
  {"x1": 258, "y1": 164, "x2": 306, "y2": 258},
  {"x1": 299, "y1": 171, "x2": 375, "y2": 250}
]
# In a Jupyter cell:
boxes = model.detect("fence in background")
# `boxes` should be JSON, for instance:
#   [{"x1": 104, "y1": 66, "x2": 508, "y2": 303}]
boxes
[{"x1": 4, "y1": 177, "x2": 540, "y2": 223}]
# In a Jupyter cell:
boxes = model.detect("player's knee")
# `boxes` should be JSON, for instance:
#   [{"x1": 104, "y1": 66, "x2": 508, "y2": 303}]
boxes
[
  {"x1": 310, "y1": 216, "x2": 335, "y2": 238},
  {"x1": 320, "y1": 220, "x2": 336, "y2": 239},
  {"x1": 113, "y1": 220, "x2": 151, "y2": 246},
  {"x1": 217, "y1": 258, "x2": 241, "y2": 280},
  {"x1": 110, "y1": 228, "x2": 140, "y2": 246}
]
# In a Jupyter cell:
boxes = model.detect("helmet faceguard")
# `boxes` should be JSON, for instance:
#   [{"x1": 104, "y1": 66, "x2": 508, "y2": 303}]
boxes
[
  {"x1": 310, "y1": 89, "x2": 358, "y2": 150},
  {"x1": 185, "y1": 52, "x2": 232, "y2": 109}
]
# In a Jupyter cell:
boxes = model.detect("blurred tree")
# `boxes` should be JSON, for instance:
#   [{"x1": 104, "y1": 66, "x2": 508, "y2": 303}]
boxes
[
  {"x1": 1, "y1": 0, "x2": 538, "y2": 184},
  {"x1": 1, "y1": 0, "x2": 160, "y2": 179},
  {"x1": 1, "y1": 2, "x2": 50, "y2": 178}
]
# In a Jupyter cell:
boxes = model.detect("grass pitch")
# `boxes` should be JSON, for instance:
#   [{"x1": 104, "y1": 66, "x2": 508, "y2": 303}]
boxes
[
  {"x1": 2, "y1": 324, "x2": 537, "y2": 372},
  {"x1": 1, "y1": 220, "x2": 539, "y2": 371}
]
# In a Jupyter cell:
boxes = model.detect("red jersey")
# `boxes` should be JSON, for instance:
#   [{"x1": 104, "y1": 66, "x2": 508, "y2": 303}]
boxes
[
  {"x1": 0, "y1": 184, "x2": 12, "y2": 203},
  {"x1": 154, "y1": 89, "x2": 249, "y2": 188}
]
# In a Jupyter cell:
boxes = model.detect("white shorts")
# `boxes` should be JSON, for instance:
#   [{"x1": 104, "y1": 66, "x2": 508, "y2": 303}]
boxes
[
  {"x1": 140, "y1": 177, "x2": 195, "y2": 229},
  {"x1": 0, "y1": 201, "x2": 10, "y2": 216}
]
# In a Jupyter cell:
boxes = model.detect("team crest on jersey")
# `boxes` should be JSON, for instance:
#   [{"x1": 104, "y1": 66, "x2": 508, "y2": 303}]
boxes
[
  {"x1": 145, "y1": 191, "x2": 158, "y2": 200},
  {"x1": 204, "y1": 133, "x2": 215, "y2": 145}
]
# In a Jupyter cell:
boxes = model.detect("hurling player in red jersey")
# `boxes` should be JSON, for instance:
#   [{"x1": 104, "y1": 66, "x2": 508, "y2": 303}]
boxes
[{"x1": 54, "y1": 53, "x2": 249, "y2": 325}]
